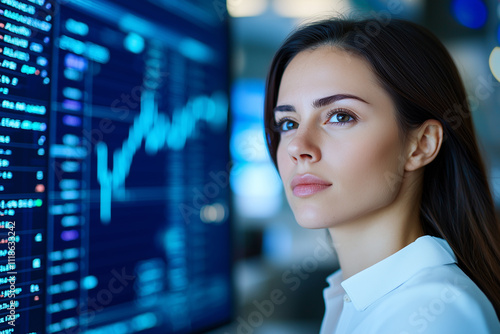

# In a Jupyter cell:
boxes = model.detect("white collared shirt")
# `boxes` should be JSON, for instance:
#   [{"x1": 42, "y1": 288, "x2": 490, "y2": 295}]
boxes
[{"x1": 320, "y1": 236, "x2": 500, "y2": 334}]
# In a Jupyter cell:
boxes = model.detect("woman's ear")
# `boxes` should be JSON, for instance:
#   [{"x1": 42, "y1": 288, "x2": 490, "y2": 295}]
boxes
[{"x1": 405, "y1": 119, "x2": 443, "y2": 172}]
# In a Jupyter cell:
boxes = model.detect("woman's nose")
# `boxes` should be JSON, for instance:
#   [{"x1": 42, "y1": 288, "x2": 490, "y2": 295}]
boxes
[{"x1": 287, "y1": 126, "x2": 321, "y2": 164}]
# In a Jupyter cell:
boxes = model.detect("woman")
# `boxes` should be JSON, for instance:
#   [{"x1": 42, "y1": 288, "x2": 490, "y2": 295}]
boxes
[{"x1": 264, "y1": 18, "x2": 500, "y2": 333}]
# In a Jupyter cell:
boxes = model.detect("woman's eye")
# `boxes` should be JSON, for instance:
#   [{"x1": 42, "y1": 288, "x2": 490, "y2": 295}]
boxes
[
  {"x1": 328, "y1": 112, "x2": 354, "y2": 124},
  {"x1": 278, "y1": 120, "x2": 298, "y2": 132}
]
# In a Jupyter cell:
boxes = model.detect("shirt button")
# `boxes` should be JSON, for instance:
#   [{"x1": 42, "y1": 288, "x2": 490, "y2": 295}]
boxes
[{"x1": 344, "y1": 295, "x2": 351, "y2": 303}]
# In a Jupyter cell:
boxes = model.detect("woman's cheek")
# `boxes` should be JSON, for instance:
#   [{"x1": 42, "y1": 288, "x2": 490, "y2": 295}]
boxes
[{"x1": 332, "y1": 126, "x2": 402, "y2": 198}]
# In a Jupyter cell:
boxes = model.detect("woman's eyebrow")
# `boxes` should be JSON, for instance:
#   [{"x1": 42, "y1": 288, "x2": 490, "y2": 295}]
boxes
[
  {"x1": 274, "y1": 104, "x2": 295, "y2": 113},
  {"x1": 274, "y1": 94, "x2": 369, "y2": 114},
  {"x1": 312, "y1": 94, "x2": 369, "y2": 108}
]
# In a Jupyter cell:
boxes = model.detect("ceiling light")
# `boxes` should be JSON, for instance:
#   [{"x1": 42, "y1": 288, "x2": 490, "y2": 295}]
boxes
[
  {"x1": 227, "y1": 0, "x2": 268, "y2": 17},
  {"x1": 273, "y1": 0, "x2": 350, "y2": 18}
]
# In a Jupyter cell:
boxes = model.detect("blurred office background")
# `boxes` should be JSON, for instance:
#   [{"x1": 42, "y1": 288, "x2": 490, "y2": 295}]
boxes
[{"x1": 223, "y1": 0, "x2": 500, "y2": 332}]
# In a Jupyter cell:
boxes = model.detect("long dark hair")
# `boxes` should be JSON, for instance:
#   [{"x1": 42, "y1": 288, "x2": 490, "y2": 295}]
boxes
[{"x1": 264, "y1": 18, "x2": 500, "y2": 318}]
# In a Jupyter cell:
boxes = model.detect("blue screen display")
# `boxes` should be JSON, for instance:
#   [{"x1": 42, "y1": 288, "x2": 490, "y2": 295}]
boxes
[{"x1": 0, "y1": 0, "x2": 232, "y2": 333}]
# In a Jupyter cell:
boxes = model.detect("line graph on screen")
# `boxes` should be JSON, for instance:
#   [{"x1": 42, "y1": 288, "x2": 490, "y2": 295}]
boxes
[{"x1": 96, "y1": 90, "x2": 227, "y2": 223}]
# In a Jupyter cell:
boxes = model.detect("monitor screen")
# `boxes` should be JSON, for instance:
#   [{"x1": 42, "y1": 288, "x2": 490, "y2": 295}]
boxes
[{"x1": 0, "y1": 0, "x2": 232, "y2": 333}]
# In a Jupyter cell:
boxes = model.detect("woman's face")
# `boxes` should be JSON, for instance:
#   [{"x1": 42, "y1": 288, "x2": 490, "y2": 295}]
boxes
[{"x1": 275, "y1": 46, "x2": 407, "y2": 229}]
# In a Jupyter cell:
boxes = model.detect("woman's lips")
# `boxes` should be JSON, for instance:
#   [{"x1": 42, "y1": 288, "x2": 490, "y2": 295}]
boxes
[{"x1": 291, "y1": 174, "x2": 332, "y2": 197}]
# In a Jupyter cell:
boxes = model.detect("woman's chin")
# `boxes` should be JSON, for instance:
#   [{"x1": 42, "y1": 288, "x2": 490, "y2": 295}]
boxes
[{"x1": 293, "y1": 210, "x2": 334, "y2": 229}]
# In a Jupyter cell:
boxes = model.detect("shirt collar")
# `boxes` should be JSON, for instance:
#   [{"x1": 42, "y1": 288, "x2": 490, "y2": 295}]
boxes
[{"x1": 340, "y1": 235, "x2": 457, "y2": 311}]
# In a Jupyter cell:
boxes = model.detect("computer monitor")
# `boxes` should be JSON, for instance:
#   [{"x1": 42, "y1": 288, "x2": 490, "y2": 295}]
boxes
[{"x1": 0, "y1": 0, "x2": 232, "y2": 332}]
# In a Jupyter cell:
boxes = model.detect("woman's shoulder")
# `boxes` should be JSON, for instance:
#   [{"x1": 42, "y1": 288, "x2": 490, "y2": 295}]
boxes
[{"x1": 369, "y1": 263, "x2": 499, "y2": 334}]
